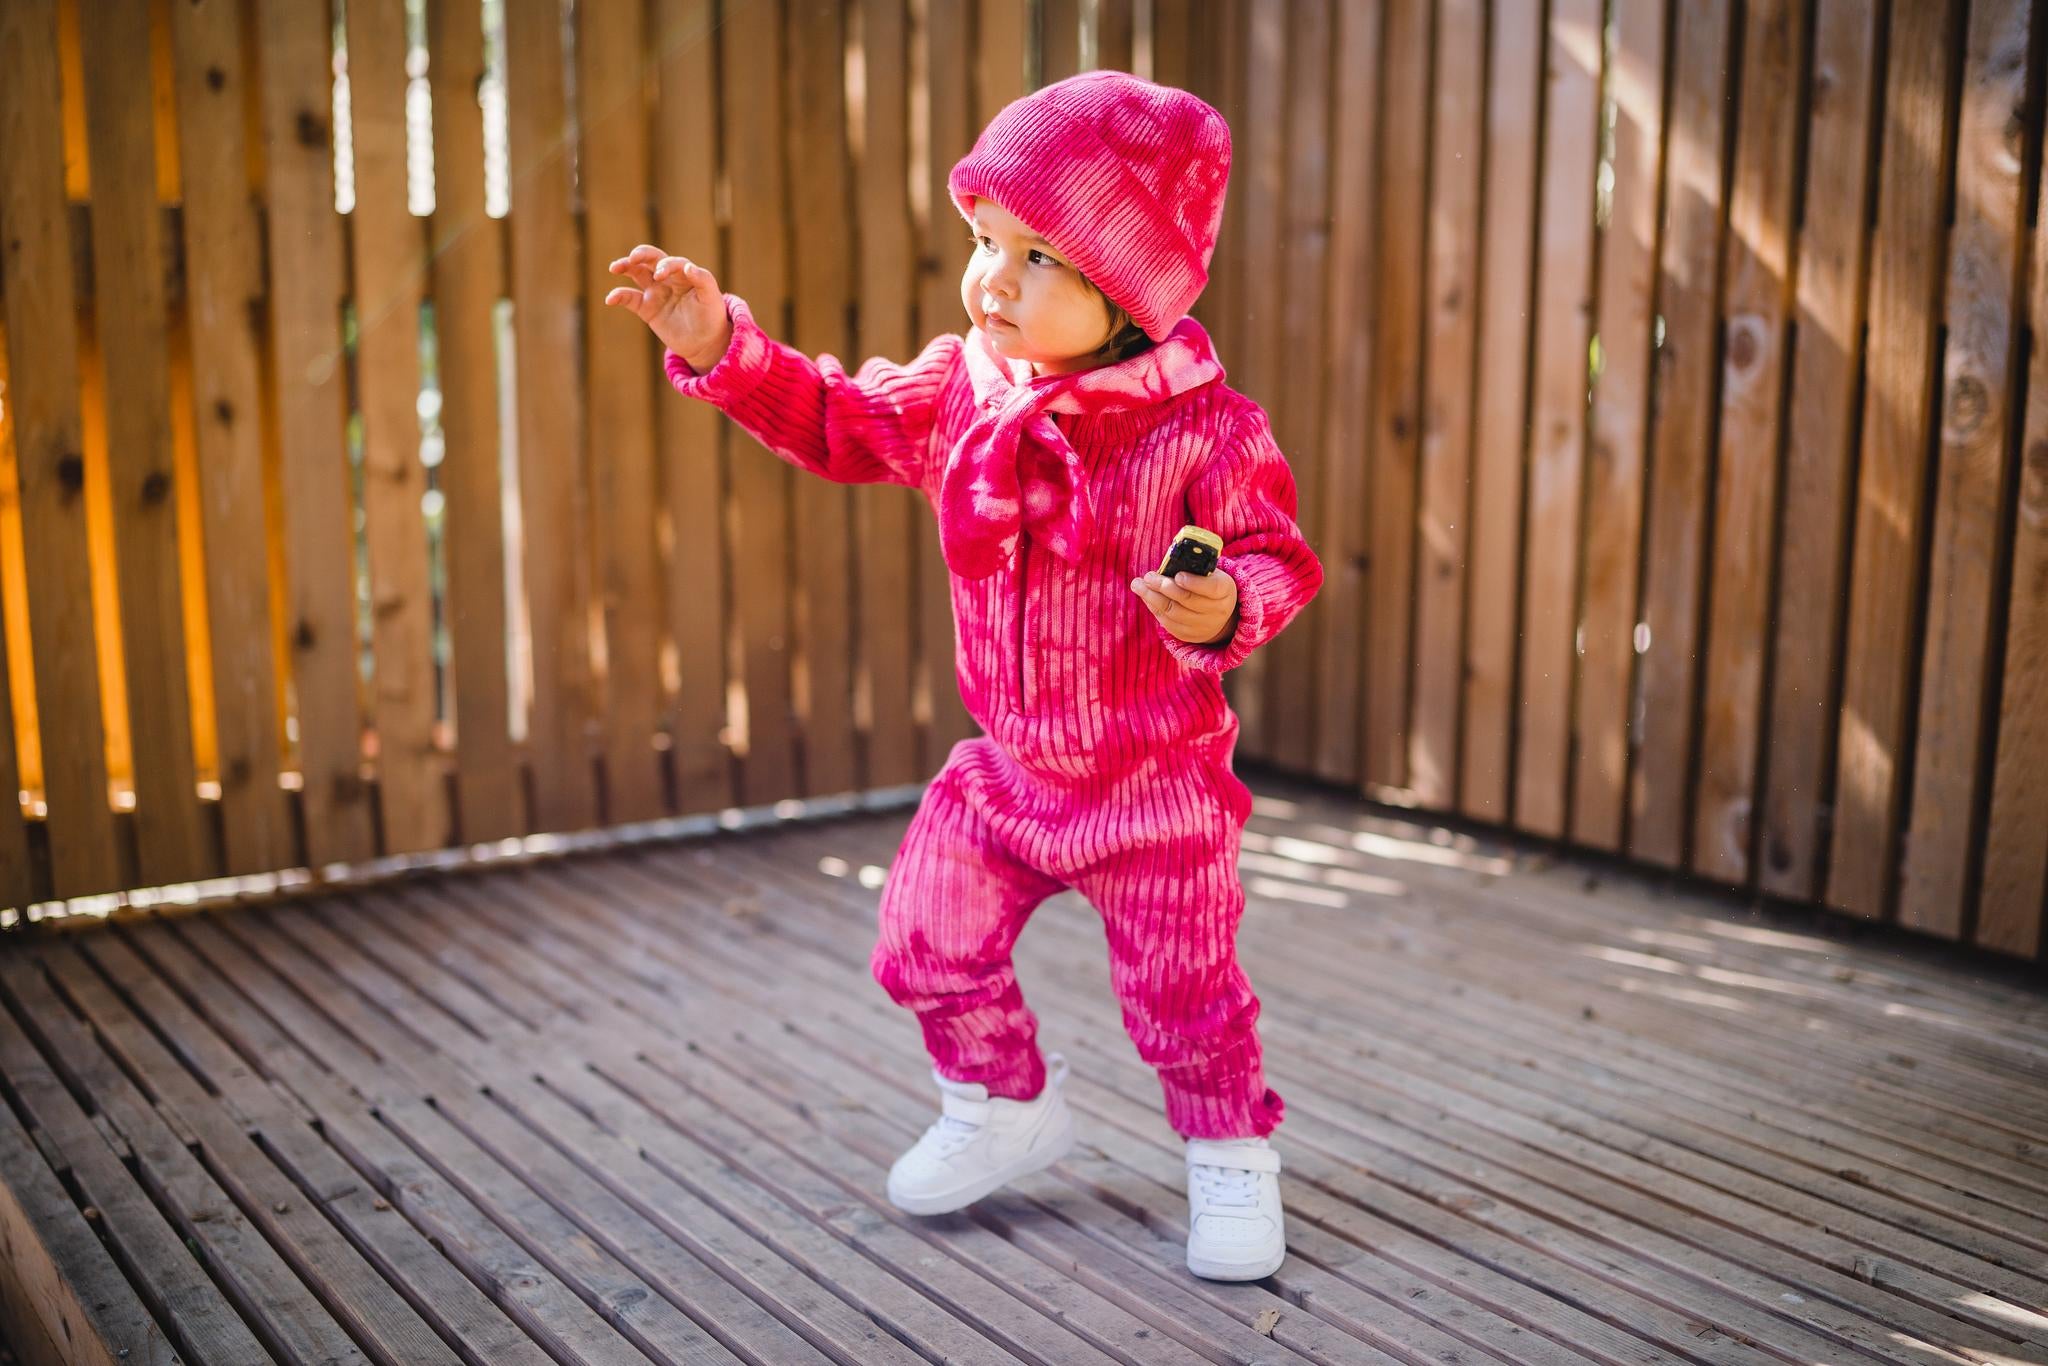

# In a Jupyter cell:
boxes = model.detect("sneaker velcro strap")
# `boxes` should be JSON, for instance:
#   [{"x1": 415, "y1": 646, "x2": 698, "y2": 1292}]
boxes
[
  {"x1": 940, "y1": 1093, "x2": 992, "y2": 1126},
  {"x1": 1185, "y1": 1140, "x2": 1282, "y2": 1174}
]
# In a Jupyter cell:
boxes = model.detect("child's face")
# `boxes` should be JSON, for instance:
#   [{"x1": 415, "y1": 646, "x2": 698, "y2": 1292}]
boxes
[{"x1": 961, "y1": 198, "x2": 1120, "y2": 376}]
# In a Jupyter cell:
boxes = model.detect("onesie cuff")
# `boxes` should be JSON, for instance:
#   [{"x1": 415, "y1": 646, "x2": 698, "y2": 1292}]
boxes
[
  {"x1": 1153, "y1": 553, "x2": 1269, "y2": 674},
  {"x1": 663, "y1": 292, "x2": 774, "y2": 404}
]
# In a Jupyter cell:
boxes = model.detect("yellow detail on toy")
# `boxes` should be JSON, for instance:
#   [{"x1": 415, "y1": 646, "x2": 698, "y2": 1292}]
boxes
[{"x1": 1157, "y1": 525, "x2": 1224, "y2": 578}]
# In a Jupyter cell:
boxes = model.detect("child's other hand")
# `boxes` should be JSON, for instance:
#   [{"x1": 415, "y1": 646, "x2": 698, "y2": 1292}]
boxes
[
  {"x1": 1131, "y1": 569, "x2": 1240, "y2": 647},
  {"x1": 604, "y1": 244, "x2": 733, "y2": 372}
]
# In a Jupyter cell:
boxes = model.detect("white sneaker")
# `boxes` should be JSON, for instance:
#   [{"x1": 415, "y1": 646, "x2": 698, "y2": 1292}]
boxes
[
  {"x1": 886, "y1": 1054, "x2": 1076, "y2": 1215},
  {"x1": 1184, "y1": 1136, "x2": 1287, "y2": 1280}
]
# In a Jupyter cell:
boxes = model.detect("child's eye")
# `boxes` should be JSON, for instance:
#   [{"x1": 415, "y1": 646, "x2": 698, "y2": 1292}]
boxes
[
  {"x1": 974, "y1": 235, "x2": 996, "y2": 254},
  {"x1": 1029, "y1": 249, "x2": 1058, "y2": 267}
]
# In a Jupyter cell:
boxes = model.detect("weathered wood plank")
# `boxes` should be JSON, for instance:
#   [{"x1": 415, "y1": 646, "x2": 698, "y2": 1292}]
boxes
[
  {"x1": 166, "y1": 0, "x2": 294, "y2": 876},
  {"x1": 346, "y1": 0, "x2": 452, "y2": 854},
  {"x1": 788, "y1": 0, "x2": 862, "y2": 800},
  {"x1": 1040, "y1": 0, "x2": 1083, "y2": 84},
  {"x1": 1693, "y1": 0, "x2": 1806, "y2": 883},
  {"x1": 1758, "y1": 0, "x2": 1881, "y2": 903},
  {"x1": 1413, "y1": 0, "x2": 1484, "y2": 809},
  {"x1": 1899, "y1": 0, "x2": 2033, "y2": 938},
  {"x1": 253, "y1": 0, "x2": 377, "y2": 866},
  {"x1": 650, "y1": 0, "x2": 737, "y2": 815},
  {"x1": 1573, "y1": 0, "x2": 1666, "y2": 850},
  {"x1": 1459, "y1": 0, "x2": 1540, "y2": 821},
  {"x1": 1629, "y1": 0, "x2": 1734, "y2": 868},
  {"x1": 427, "y1": 0, "x2": 523, "y2": 843},
  {"x1": 1516, "y1": 0, "x2": 1602, "y2": 837},
  {"x1": 1828, "y1": 0, "x2": 1963, "y2": 919},
  {"x1": 0, "y1": 330, "x2": 32, "y2": 908},
  {"x1": 505, "y1": 0, "x2": 600, "y2": 831}
]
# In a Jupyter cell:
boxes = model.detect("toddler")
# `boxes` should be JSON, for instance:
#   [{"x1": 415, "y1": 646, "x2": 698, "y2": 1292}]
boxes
[{"x1": 606, "y1": 70, "x2": 1322, "y2": 1282}]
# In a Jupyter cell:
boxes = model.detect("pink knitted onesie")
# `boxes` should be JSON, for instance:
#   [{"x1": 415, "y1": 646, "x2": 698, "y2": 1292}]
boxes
[{"x1": 664, "y1": 296, "x2": 1323, "y2": 1139}]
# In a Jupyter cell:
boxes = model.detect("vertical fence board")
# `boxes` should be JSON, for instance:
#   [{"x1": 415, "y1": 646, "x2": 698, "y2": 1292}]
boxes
[
  {"x1": 1759, "y1": 0, "x2": 1880, "y2": 903},
  {"x1": 1263, "y1": 0, "x2": 1332, "y2": 775},
  {"x1": 721, "y1": 0, "x2": 802, "y2": 805},
  {"x1": 1459, "y1": 0, "x2": 1540, "y2": 822},
  {"x1": 1041, "y1": 0, "x2": 1083, "y2": 84},
  {"x1": 1693, "y1": 0, "x2": 1806, "y2": 883},
  {"x1": 1151, "y1": 0, "x2": 1194, "y2": 90},
  {"x1": 578, "y1": 0, "x2": 667, "y2": 823},
  {"x1": 978, "y1": 0, "x2": 1029, "y2": 109},
  {"x1": 1978, "y1": 153, "x2": 2048, "y2": 959},
  {"x1": 0, "y1": 332, "x2": 30, "y2": 907},
  {"x1": 345, "y1": 0, "x2": 450, "y2": 854},
  {"x1": 1412, "y1": 0, "x2": 1480, "y2": 809},
  {"x1": 1515, "y1": 0, "x2": 1601, "y2": 838},
  {"x1": 168, "y1": 0, "x2": 294, "y2": 876},
  {"x1": 853, "y1": 0, "x2": 921, "y2": 792},
  {"x1": 505, "y1": 0, "x2": 599, "y2": 831},
  {"x1": 1573, "y1": 0, "x2": 1666, "y2": 850},
  {"x1": 1361, "y1": 0, "x2": 1427, "y2": 797},
  {"x1": 1309, "y1": 0, "x2": 1381, "y2": 787},
  {"x1": 789, "y1": 0, "x2": 861, "y2": 799},
  {"x1": 1098, "y1": 0, "x2": 1135, "y2": 71},
  {"x1": 255, "y1": 0, "x2": 377, "y2": 867},
  {"x1": 921, "y1": 0, "x2": 979, "y2": 770},
  {"x1": 80, "y1": 0, "x2": 210, "y2": 885},
  {"x1": 427, "y1": 0, "x2": 521, "y2": 844},
  {"x1": 1899, "y1": 0, "x2": 2033, "y2": 937},
  {"x1": 1629, "y1": 0, "x2": 1733, "y2": 869},
  {"x1": 2, "y1": 0, "x2": 126, "y2": 895},
  {"x1": 1829, "y1": 0, "x2": 1962, "y2": 919},
  {"x1": 651, "y1": 0, "x2": 735, "y2": 815}
]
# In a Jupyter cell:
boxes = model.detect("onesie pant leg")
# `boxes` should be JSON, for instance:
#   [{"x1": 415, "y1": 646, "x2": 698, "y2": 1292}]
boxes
[
  {"x1": 871, "y1": 761, "x2": 1067, "y2": 1101},
  {"x1": 1066, "y1": 769, "x2": 1284, "y2": 1140}
]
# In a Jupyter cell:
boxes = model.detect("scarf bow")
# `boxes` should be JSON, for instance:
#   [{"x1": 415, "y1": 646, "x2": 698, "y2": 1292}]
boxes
[{"x1": 938, "y1": 316, "x2": 1225, "y2": 580}]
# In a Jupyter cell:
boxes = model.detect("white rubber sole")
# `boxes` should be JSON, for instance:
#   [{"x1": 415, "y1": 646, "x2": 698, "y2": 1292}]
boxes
[
  {"x1": 1186, "y1": 1243, "x2": 1287, "y2": 1281},
  {"x1": 886, "y1": 1109, "x2": 1077, "y2": 1215}
]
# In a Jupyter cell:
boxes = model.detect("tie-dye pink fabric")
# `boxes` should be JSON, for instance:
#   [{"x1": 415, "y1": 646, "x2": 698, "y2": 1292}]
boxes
[{"x1": 664, "y1": 295, "x2": 1322, "y2": 1138}]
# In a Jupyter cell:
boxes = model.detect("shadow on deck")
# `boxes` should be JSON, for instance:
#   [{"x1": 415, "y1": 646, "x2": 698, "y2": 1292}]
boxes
[{"x1": 0, "y1": 774, "x2": 2044, "y2": 1365}]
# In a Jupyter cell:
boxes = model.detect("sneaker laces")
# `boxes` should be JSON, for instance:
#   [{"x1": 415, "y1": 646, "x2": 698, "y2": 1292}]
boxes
[
  {"x1": 1191, "y1": 1162, "x2": 1263, "y2": 1209},
  {"x1": 927, "y1": 1112, "x2": 982, "y2": 1157}
]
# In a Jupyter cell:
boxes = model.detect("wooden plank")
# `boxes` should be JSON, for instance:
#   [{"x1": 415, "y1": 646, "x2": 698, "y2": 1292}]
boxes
[
  {"x1": 649, "y1": 0, "x2": 736, "y2": 815},
  {"x1": 852, "y1": 0, "x2": 921, "y2": 791},
  {"x1": 977, "y1": 0, "x2": 1028, "y2": 111},
  {"x1": 79, "y1": 0, "x2": 211, "y2": 886},
  {"x1": 1977, "y1": 145, "x2": 2048, "y2": 960},
  {"x1": 1149, "y1": 0, "x2": 1194, "y2": 92},
  {"x1": 166, "y1": 0, "x2": 294, "y2": 876},
  {"x1": 1514, "y1": 0, "x2": 1601, "y2": 837},
  {"x1": 0, "y1": 330, "x2": 32, "y2": 908},
  {"x1": 721, "y1": 0, "x2": 803, "y2": 805},
  {"x1": 1757, "y1": 0, "x2": 1880, "y2": 902},
  {"x1": 920, "y1": 0, "x2": 979, "y2": 768},
  {"x1": 1412, "y1": 0, "x2": 1483, "y2": 809},
  {"x1": 1262, "y1": 0, "x2": 1332, "y2": 776},
  {"x1": 427, "y1": 0, "x2": 522, "y2": 843},
  {"x1": 1571, "y1": 0, "x2": 1665, "y2": 849},
  {"x1": 577, "y1": 0, "x2": 667, "y2": 824},
  {"x1": 1308, "y1": 0, "x2": 1381, "y2": 788},
  {"x1": 504, "y1": 0, "x2": 599, "y2": 832},
  {"x1": 1096, "y1": 0, "x2": 1134, "y2": 72},
  {"x1": 253, "y1": 0, "x2": 377, "y2": 866},
  {"x1": 1827, "y1": 0, "x2": 1962, "y2": 919},
  {"x1": 1227, "y1": 0, "x2": 1286, "y2": 757},
  {"x1": 345, "y1": 0, "x2": 451, "y2": 854},
  {"x1": 787, "y1": 0, "x2": 861, "y2": 800},
  {"x1": 1628, "y1": 0, "x2": 1734, "y2": 868},
  {"x1": 0, "y1": 0, "x2": 122, "y2": 895},
  {"x1": 40, "y1": 941, "x2": 465, "y2": 1363},
  {"x1": 1898, "y1": 0, "x2": 2032, "y2": 939},
  {"x1": 1692, "y1": 0, "x2": 1805, "y2": 882},
  {"x1": 1458, "y1": 0, "x2": 1540, "y2": 822},
  {"x1": 1041, "y1": 0, "x2": 1083, "y2": 85},
  {"x1": 1362, "y1": 0, "x2": 1427, "y2": 797}
]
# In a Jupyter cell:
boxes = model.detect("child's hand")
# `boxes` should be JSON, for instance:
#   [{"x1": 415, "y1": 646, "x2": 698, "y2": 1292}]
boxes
[
  {"x1": 1131, "y1": 569, "x2": 1240, "y2": 647},
  {"x1": 604, "y1": 244, "x2": 733, "y2": 373}
]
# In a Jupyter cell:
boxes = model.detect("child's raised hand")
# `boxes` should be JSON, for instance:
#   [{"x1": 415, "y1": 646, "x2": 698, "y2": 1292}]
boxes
[
  {"x1": 604, "y1": 245, "x2": 733, "y2": 373},
  {"x1": 1131, "y1": 569, "x2": 1241, "y2": 647}
]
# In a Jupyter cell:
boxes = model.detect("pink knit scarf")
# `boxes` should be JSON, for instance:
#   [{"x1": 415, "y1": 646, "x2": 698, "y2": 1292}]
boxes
[{"x1": 938, "y1": 315, "x2": 1225, "y2": 580}]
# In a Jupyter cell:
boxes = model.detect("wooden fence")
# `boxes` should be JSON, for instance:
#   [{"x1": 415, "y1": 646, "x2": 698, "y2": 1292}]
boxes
[{"x1": 1, "y1": 0, "x2": 2043, "y2": 962}]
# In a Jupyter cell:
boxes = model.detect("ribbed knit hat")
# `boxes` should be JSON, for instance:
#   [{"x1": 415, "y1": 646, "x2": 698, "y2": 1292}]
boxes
[{"x1": 948, "y1": 71, "x2": 1232, "y2": 343}]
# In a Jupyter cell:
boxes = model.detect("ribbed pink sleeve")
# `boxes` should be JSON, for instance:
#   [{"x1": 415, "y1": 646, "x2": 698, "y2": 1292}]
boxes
[
  {"x1": 1154, "y1": 406, "x2": 1325, "y2": 674},
  {"x1": 663, "y1": 293, "x2": 964, "y2": 491}
]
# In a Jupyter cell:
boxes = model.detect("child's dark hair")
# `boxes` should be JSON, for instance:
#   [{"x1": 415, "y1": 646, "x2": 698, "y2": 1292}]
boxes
[{"x1": 1083, "y1": 274, "x2": 1155, "y2": 364}]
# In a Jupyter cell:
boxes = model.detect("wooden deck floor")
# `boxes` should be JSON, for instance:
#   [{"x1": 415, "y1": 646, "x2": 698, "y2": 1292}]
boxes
[{"x1": 1, "y1": 775, "x2": 2045, "y2": 1366}]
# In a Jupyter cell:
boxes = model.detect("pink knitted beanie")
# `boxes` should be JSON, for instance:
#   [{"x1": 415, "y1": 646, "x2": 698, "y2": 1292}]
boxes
[{"x1": 948, "y1": 71, "x2": 1232, "y2": 343}]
